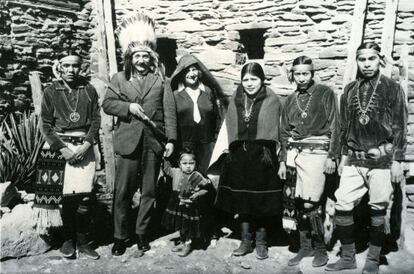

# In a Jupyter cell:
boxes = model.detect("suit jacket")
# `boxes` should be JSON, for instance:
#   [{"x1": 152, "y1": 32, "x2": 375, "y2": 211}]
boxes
[{"x1": 102, "y1": 71, "x2": 177, "y2": 156}]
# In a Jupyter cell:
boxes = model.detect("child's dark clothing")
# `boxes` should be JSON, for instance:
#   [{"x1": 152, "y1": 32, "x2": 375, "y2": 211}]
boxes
[{"x1": 161, "y1": 164, "x2": 210, "y2": 240}]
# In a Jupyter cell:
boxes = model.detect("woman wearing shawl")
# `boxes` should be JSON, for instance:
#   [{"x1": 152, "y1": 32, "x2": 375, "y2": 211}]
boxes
[
  {"x1": 214, "y1": 62, "x2": 283, "y2": 260},
  {"x1": 170, "y1": 54, "x2": 224, "y2": 174}
]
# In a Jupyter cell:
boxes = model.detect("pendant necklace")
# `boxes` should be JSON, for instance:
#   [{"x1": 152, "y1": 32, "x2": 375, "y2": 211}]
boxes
[
  {"x1": 356, "y1": 76, "x2": 380, "y2": 125},
  {"x1": 61, "y1": 81, "x2": 80, "y2": 123},
  {"x1": 243, "y1": 94, "x2": 256, "y2": 123},
  {"x1": 295, "y1": 91, "x2": 313, "y2": 119}
]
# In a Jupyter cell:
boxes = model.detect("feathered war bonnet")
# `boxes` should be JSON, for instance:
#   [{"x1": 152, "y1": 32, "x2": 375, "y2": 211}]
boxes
[{"x1": 117, "y1": 13, "x2": 162, "y2": 78}]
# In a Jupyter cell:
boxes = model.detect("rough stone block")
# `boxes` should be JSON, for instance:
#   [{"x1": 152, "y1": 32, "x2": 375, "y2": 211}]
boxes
[
  {"x1": 310, "y1": 13, "x2": 331, "y2": 21},
  {"x1": 73, "y1": 20, "x2": 89, "y2": 28},
  {"x1": 1, "y1": 203, "x2": 51, "y2": 259},
  {"x1": 280, "y1": 13, "x2": 308, "y2": 21},
  {"x1": 332, "y1": 13, "x2": 352, "y2": 24},
  {"x1": 11, "y1": 24, "x2": 30, "y2": 33},
  {"x1": 319, "y1": 46, "x2": 348, "y2": 59},
  {"x1": 225, "y1": 21, "x2": 272, "y2": 31},
  {"x1": 399, "y1": 0, "x2": 414, "y2": 12},
  {"x1": 266, "y1": 35, "x2": 307, "y2": 46}
]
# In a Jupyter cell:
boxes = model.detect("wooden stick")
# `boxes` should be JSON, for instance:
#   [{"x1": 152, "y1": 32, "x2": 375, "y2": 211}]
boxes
[
  {"x1": 28, "y1": 71, "x2": 43, "y2": 115},
  {"x1": 341, "y1": 0, "x2": 368, "y2": 92},
  {"x1": 381, "y1": 0, "x2": 399, "y2": 77},
  {"x1": 103, "y1": 0, "x2": 118, "y2": 78},
  {"x1": 94, "y1": 0, "x2": 115, "y2": 192}
]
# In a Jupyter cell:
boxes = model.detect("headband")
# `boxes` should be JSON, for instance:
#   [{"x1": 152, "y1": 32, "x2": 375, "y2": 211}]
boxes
[
  {"x1": 292, "y1": 64, "x2": 314, "y2": 71},
  {"x1": 356, "y1": 48, "x2": 381, "y2": 57},
  {"x1": 59, "y1": 55, "x2": 81, "y2": 64}
]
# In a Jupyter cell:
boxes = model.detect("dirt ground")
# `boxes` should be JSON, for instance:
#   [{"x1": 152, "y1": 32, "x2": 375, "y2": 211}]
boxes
[{"x1": 2, "y1": 211, "x2": 414, "y2": 274}]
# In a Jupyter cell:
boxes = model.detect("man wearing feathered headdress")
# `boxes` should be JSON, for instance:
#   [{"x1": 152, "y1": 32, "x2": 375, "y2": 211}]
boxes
[{"x1": 102, "y1": 13, "x2": 177, "y2": 257}]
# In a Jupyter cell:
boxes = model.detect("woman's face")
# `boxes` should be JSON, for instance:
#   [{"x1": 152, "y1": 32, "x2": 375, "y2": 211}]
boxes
[
  {"x1": 184, "y1": 65, "x2": 200, "y2": 88},
  {"x1": 242, "y1": 73, "x2": 262, "y2": 95}
]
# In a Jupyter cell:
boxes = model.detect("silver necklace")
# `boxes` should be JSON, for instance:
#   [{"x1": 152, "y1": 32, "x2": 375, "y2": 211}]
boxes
[
  {"x1": 295, "y1": 91, "x2": 313, "y2": 119},
  {"x1": 61, "y1": 81, "x2": 80, "y2": 123},
  {"x1": 243, "y1": 95, "x2": 256, "y2": 123},
  {"x1": 356, "y1": 76, "x2": 380, "y2": 125}
]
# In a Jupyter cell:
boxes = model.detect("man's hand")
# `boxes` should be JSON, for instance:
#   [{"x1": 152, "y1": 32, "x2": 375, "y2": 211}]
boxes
[
  {"x1": 73, "y1": 141, "x2": 92, "y2": 162},
  {"x1": 278, "y1": 161, "x2": 287, "y2": 180},
  {"x1": 324, "y1": 158, "x2": 336, "y2": 174},
  {"x1": 129, "y1": 103, "x2": 146, "y2": 119},
  {"x1": 164, "y1": 142, "x2": 174, "y2": 158},
  {"x1": 59, "y1": 146, "x2": 76, "y2": 164},
  {"x1": 391, "y1": 161, "x2": 404, "y2": 183}
]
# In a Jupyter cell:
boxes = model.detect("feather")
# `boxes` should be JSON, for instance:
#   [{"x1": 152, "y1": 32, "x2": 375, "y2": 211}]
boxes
[{"x1": 117, "y1": 13, "x2": 157, "y2": 54}]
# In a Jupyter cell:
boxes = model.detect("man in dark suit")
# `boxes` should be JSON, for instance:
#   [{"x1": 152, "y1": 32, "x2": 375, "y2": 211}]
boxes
[{"x1": 102, "y1": 13, "x2": 177, "y2": 257}]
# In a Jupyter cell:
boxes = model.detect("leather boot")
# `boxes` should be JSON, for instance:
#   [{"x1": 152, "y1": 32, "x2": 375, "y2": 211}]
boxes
[
  {"x1": 255, "y1": 227, "x2": 268, "y2": 260},
  {"x1": 312, "y1": 236, "x2": 328, "y2": 267},
  {"x1": 60, "y1": 239, "x2": 76, "y2": 258},
  {"x1": 288, "y1": 230, "x2": 314, "y2": 266},
  {"x1": 76, "y1": 233, "x2": 100, "y2": 260},
  {"x1": 325, "y1": 243, "x2": 357, "y2": 271},
  {"x1": 362, "y1": 245, "x2": 382, "y2": 274},
  {"x1": 112, "y1": 238, "x2": 126, "y2": 256},
  {"x1": 232, "y1": 222, "x2": 253, "y2": 256},
  {"x1": 178, "y1": 241, "x2": 192, "y2": 257},
  {"x1": 137, "y1": 234, "x2": 151, "y2": 252}
]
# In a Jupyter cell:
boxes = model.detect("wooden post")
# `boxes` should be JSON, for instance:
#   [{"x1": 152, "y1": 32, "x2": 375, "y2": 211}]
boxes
[
  {"x1": 341, "y1": 0, "x2": 368, "y2": 91},
  {"x1": 29, "y1": 71, "x2": 43, "y2": 115},
  {"x1": 381, "y1": 0, "x2": 399, "y2": 77},
  {"x1": 103, "y1": 0, "x2": 118, "y2": 78},
  {"x1": 399, "y1": 44, "x2": 409, "y2": 250},
  {"x1": 94, "y1": 0, "x2": 115, "y2": 192}
]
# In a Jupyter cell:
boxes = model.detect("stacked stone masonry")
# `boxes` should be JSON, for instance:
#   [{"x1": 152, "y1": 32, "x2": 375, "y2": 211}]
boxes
[
  {"x1": 0, "y1": 0, "x2": 93, "y2": 119},
  {"x1": 1, "y1": 0, "x2": 414, "y2": 160}
]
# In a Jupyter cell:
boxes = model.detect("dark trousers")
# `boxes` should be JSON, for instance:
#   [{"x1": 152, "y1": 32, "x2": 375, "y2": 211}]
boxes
[
  {"x1": 113, "y1": 135, "x2": 162, "y2": 239},
  {"x1": 62, "y1": 193, "x2": 91, "y2": 240}
]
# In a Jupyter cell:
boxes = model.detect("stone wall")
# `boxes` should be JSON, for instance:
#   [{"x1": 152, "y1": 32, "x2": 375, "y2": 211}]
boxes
[
  {"x1": 0, "y1": 0, "x2": 94, "y2": 119},
  {"x1": 112, "y1": 0, "x2": 414, "y2": 160},
  {"x1": 1, "y1": 0, "x2": 414, "y2": 160}
]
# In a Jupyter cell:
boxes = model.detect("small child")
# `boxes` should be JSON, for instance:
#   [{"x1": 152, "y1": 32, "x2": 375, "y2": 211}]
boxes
[{"x1": 161, "y1": 148, "x2": 211, "y2": 257}]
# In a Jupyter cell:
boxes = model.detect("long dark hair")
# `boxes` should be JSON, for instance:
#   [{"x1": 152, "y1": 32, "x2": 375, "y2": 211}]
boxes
[
  {"x1": 356, "y1": 42, "x2": 381, "y2": 54},
  {"x1": 241, "y1": 62, "x2": 265, "y2": 83},
  {"x1": 356, "y1": 42, "x2": 383, "y2": 77},
  {"x1": 290, "y1": 55, "x2": 314, "y2": 82}
]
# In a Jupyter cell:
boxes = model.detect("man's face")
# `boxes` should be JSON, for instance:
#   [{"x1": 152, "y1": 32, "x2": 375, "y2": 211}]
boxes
[
  {"x1": 292, "y1": 65, "x2": 313, "y2": 91},
  {"x1": 132, "y1": 51, "x2": 151, "y2": 74},
  {"x1": 60, "y1": 60, "x2": 81, "y2": 83},
  {"x1": 357, "y1": 52, "x2": 380, "y2": 78}
]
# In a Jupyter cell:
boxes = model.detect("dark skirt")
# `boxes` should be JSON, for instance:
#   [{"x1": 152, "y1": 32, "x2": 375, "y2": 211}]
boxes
[
  {"x1": 215, "y1": 141, "x2": 283, "y2": 216},
  {"x1": 162, "y1": 191, "x2": 202, "y2": 239}
]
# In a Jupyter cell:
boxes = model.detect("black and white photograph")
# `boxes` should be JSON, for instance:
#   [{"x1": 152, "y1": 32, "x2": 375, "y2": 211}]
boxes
[{"x1": 1, "y1": 0, "x2": 414, "y2": 273}]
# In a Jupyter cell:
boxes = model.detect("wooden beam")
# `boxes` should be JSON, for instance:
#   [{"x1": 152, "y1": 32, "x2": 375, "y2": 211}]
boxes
[
  {"x1": 103, "y1": 0, "x2": 118, "y2": 78},
  {"x1": 29, "y1": 71, "x2": 43, "y2": 115},
  {"x1": 93, "y1": 0, "x2": 115, "y2": 192},
  {"x1": 381, "y1": 0, "x2": 399, "y2": 77},
  {"x1": 341, "y1": 0, "x2": 368, "y2": 91},
  {"x1": 7, "y1": 0, "x2": 79, "y2": 15},
  {"x1": 400, "y1": 44, "x2": 409, "y2": 102}
]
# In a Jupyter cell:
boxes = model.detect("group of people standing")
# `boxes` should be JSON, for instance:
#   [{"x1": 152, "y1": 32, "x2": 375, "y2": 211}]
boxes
[{"x1": 38, "y1": 12, "x2": 407, "y2": 274}]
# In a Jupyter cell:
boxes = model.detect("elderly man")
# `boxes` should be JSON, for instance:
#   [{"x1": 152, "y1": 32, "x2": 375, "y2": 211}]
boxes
[
  {"x1": 279, "y1": 55, "x2": 340, "y2": 268},
  {"x1": 326, "y1": 42, "x2": 407, "y2": 274},
  {"x1": 40, "y1": 52, "x2": 101, "y2": 259},
  {"x1": 102, "y1": 13, "x2": 177, "y2": 257}
]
